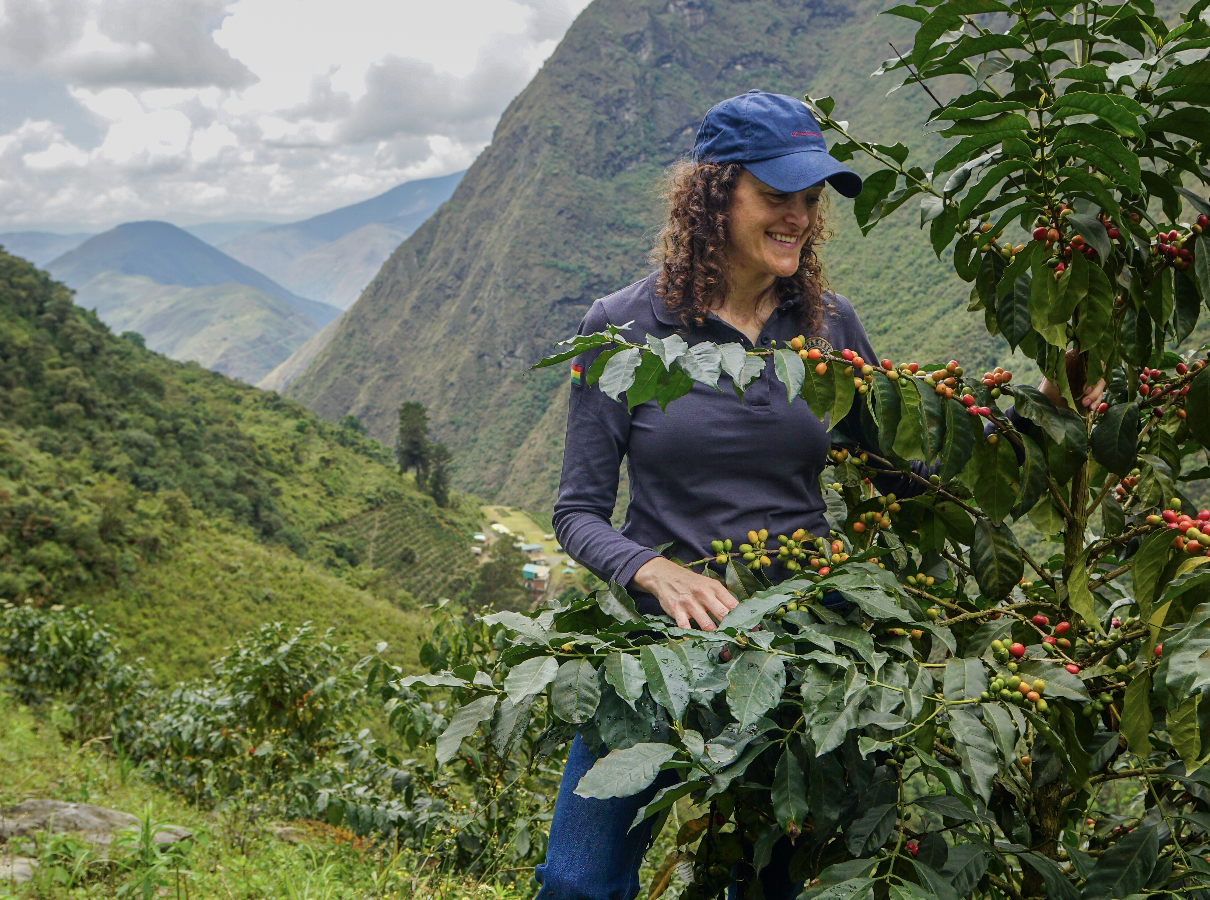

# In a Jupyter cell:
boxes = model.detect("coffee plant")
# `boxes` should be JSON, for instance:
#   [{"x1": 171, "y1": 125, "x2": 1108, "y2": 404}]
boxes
[
  {"x1": 354, "y1": 600, "x2": 563, "y2": 880},
  {"x1": 383, "y1": 2, "x2": 1210, "y2": 899}
]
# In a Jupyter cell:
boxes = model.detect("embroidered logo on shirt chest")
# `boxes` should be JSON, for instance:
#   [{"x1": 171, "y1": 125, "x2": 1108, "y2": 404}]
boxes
[{"x1": 802, "y1": 337, "x2": 833, "y2": 354}]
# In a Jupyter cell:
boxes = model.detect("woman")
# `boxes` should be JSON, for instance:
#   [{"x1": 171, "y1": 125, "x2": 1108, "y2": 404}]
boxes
[{"x1": 539, "y1": 90, "x2": 1100, "y2": 900}]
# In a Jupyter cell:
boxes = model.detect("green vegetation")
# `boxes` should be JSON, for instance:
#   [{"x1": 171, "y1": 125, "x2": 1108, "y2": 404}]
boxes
[
  {"x1": 69, "y1": 271, "x2": 320, "y2": 384},
  {"x1": 0, "y1": 608, "x2": 530, "y2": 900},
  {"x1": 376, "y1": 1, "x2": 1210, "y2": 898},
  {"x1": 0, "y1": 248, "x2": 481, "y2": 678}
]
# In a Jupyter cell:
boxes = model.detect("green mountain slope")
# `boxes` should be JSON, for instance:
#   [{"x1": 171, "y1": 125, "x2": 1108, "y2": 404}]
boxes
[
  {"x1": 70, "y1": 272, "x2": 321, "y2": 384},
  {"x1": 0, "y1": 249, "x2": 480, "y2": 678},
  {"x1": 285, "y1": 0, "x2": 998, "y2": 511}
]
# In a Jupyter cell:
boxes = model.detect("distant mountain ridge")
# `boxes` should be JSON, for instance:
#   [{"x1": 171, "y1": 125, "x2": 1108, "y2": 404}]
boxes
[
  {"x1": 48, "y1": 221, "x2": 340, "y2": 327},
  {"x1": 0, "y1": 231, "x2": 92, "y2": 266},
  {"x1": 220, "y1": 171, "x2": 464, "y2": 309}
]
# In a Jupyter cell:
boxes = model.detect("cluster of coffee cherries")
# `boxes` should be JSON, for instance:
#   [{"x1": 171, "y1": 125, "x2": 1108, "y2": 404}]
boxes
[
  {"x1": 787, "y1": 336, "x2": 906, "y2": 396},
  {"x1": 1150, "y1": 215, "x2": 1206, "y2": 273},
  {"x1": 1146, "y1": 500, "x2": 1210, "y2": 556},
  {"x1": 1112, "y1": 468, "x2": 1142, "y2": 504},
  {"x1": 853, "y1": 493, "x2": 900, "y2": 534},
  {"x1": 971, "y1": 212, "x2": 1024, "y2": 261},
  {"x1": 979, "y1": 366, "x2": 1012, "y2": 398},
  {"x1": 1029, "y1": 204, "x2": 1104, "y2": 278},
  {"x1": 712, "y1": 529, "x2": 849, "y2": 574},
  {"x1": 982, "y1": 666, "x2": 1049, "y2": 713},
  {"x1": 1135, "y1": 359, "x2": 1201, "y2": 419}
]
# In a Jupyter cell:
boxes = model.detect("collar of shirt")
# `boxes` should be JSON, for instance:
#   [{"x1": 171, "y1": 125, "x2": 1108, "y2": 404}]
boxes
[{"x1": 647, "y1": 273, "x2": 803, "y2": 347}]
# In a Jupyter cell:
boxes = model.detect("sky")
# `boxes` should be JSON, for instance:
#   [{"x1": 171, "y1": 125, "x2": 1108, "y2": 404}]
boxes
[{"x1": 0, "y1": 0, "x2": 593, "y2": 232}]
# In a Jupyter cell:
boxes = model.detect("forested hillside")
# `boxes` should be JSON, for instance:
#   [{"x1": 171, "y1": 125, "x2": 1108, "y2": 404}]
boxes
[
  {"x1": 284, "y1": 0, "x2": 988, "y2": 510},
  {"x1": 0, "y1": 250, "x2": 481, "y2": 678}
]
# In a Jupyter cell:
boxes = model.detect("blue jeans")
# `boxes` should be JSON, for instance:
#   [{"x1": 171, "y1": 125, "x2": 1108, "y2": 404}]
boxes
[
  {"x1": 535, "y1": 735, "x2": 800, "y2": 900},
  {"x1": 535, "y1": 734, "x2": 679, "y2": 900}
]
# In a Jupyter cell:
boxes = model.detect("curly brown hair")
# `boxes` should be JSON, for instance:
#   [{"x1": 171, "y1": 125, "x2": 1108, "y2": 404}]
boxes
[{"x1": 650, "y1": 159, "x2": 832, "y2": 334}]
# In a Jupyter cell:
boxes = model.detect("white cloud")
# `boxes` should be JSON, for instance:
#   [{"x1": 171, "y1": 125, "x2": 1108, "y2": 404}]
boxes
[{"x1": 0, "y1": 0, "x2": 593, "y2": 231}]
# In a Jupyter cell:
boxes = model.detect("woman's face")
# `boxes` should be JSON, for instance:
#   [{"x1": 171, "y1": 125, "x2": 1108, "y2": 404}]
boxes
[{"x1": 726, "y1": 169, "x2": 823, "y2": 282}]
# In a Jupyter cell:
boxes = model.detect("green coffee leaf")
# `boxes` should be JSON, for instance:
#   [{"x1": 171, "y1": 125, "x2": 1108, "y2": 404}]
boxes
[
  {"x1": 551, "y1": 659, "x2": 601, "y2": 724},
  {"x1": 1014, "y1": 659, "x2": 1091, "y2": 702},
  {"x1": 598, "y1": 348, "x2": 643, "y2": 400},
  {"x1": 727, "y1": 651, "x2": 786, "y2": 729},
  {"x1": 1066, "y1": 213, "x2": 1112, "y2": 263},
  {"x1": 1082, "y1": 825, "x2": 1160, "y2": 900},
  {"x1": 1132, "y1": 530, "x2": 1174, "y2": 624},
  {"x1": 773, "y1": 348, "x2": 805, "y2": 403},
  {"x1": 868, "y1": 375, "x2": 902, "y2": 454},
  {"x1": 1188, "y1": 369, "x2": 1210, "y2": 451},
  {"x1": 1170, "y1": 693, "x2": 1201, "y2": 771},
  {"x1": 680, "y1": 342, "x2": 723, "y2": 389},
  {"x1": 503, "y1": 655, "x2": 559, "y2": 704},
  {"x1": 971, "y1": 519, "x2": 1023, "y2": 601},
  {"x1": 1091, "y1": 402, "x2": 1139, "y2": 475},
  {"x1": 1196, "y1": 234, "x2": 1210, "y2": 304},
  {"x1": 893, "y1": 377, "x2": 927, "y2": 461},
  {"x1": 944, "y1": 658, "x2": 988, "y2": 702},
  {"x1": 801, "y1": 362, "x2": 837, "y2": 421},
  {"x1": 1155, "y1": 603, "x2": 1210, "y2": 705},
  {"x1": 917, "y1": 379, "x2": 946, "y2": 463},
  {"x1": 973, "y1": 435, "x2": 1017, "y2": 524},
  {"x1": 1121, "y1": 670, "x2": 1154, "y2": 755},
  {"x1": 1011, "y1": 433, "x2": 1048, "y2": 520},
  {"x1": 1174, "y1": 270, "x2": 1202, "y2": 346},
  {"x1": 641, "y1": 645, "x2": 691, "y2": 721},
  {"x1": 812, "y1": 689, "x2": 866, "y2": 756},
  {"x1": 436, "y1": 695, "x2": 497, "y2": 765},
  {"x1": 1019, "y1": 853, "x2": 1080, "y2": 900},
  {"x1": 574, "y1": 742, "x2": 677, "y2": 799},
  {"x1": 948, "y1": 708, "x2": 998, "y2": 801},
  {"x1": 772, "y1": 747, "x2": 809, "y2": 832},
  {"x1": 604, "y1": 651, "x2": 645, "y2": 710},
  {"x1": 1066, "y1": 549, "x2": 1104, "y2": 638}
]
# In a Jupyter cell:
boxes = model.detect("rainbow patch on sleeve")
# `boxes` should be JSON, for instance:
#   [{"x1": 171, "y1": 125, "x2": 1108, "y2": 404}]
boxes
[{"x1": 571, "y1": 364, "x2": 582, "y2": 385}]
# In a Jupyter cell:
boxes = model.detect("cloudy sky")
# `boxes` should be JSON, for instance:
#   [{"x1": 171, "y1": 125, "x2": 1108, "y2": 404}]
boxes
[{"x1": 0, "y1": 0, "x2": 592, "y2": 232}]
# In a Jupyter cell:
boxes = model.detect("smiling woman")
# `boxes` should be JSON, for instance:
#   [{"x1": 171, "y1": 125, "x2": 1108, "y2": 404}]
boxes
[{"x1": 540, "y1": 90, "x2": 926, "y2": 900}]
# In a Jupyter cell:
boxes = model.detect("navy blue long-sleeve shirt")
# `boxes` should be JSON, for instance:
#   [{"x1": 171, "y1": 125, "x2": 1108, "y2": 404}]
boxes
[{"x1": 553, "y1": 272, "x2": 924, "y2": 615}]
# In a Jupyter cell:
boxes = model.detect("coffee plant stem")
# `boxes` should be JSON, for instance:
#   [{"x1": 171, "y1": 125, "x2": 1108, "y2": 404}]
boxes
[
  {"x1": 987, "y1": 871, "x2": 1025, "y2": 900},
  {"x1": 887, "y1": 42, "x2": 944, "y2": 110},
  {"x1": 1087, "y1": 563, "x2": 1131, "y2": 592},
  {"x1": 809, "y1": 112, "x2": 944, "y2": 200}
]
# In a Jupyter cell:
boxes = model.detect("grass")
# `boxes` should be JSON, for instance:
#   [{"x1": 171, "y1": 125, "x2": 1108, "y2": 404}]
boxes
[
  {"x1": 81, "y1": 517, "x2": 430, "y2": 684},
  {"x1": 0, "y1": 694, "x2": 531, "y2": 900}
]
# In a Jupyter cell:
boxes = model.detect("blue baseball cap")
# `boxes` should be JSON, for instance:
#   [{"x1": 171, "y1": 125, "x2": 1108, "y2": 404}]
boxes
[{"x1": 692, "y1": 90, "x2": 863, "y2": 198}]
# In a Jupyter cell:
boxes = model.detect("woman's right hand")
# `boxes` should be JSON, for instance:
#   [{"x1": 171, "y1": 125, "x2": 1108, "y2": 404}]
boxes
[{"x1": 632, "y1": 557, "x2": 738, "y2": 631}]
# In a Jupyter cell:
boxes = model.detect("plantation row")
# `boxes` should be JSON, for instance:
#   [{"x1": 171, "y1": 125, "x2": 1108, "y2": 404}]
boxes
[{"x1": 327, "y1": 496, "x2": 481, "y2": 601}]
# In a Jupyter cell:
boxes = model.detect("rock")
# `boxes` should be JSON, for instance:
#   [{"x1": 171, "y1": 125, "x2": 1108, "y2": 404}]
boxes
[
  {"x1": 0, "y1": 800, "x2": 192, "y2": 846},
  {"x1": 0, "y1": 856, "x2": 37, "y2": 883}
]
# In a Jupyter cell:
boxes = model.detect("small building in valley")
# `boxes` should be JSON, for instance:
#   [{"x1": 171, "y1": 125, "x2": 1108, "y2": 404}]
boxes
[{"x1": 522, "y1": 563, "x2": 550, "y2": 593}]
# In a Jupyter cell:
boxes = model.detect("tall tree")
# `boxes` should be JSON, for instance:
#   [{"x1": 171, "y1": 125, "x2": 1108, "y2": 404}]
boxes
[
  {"x1": 427, "y1": 442, "x2": 453, "y2": 508},
  {"x1": 395, "y1": 401, "x2": 430, "y2": 486}
]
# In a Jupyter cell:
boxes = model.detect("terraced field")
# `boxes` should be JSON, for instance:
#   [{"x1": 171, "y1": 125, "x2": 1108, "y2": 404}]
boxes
[{"x1": 325, "y1": 492, "x2": 481, "y2": 603}]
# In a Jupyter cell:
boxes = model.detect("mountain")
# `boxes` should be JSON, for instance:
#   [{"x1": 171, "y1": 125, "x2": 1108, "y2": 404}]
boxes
[
  {"x1": 0, "y1": 248, "x2": 483, "y2": 678},
  {"x1": 184, "y1": 220, "x2": 277, "y2": 246},
  {"x1": 219, "y1": 171, "x2": 464, "y2": 309},
  {"x1": 73, "y1": 272, "x2": 324, "y2": 384},
  {"x1": 284, "y1": 0, "x2": 993, "y2": 510},
  {"x1": 48, "y1": 220, "x2": 341, "y2": 327},
  {"x1": 0, "y1": 231, "x2": 92, "y2": 266},
  {"x1": 258, "y1": 314, "x2": 344, "y2": 392}
]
